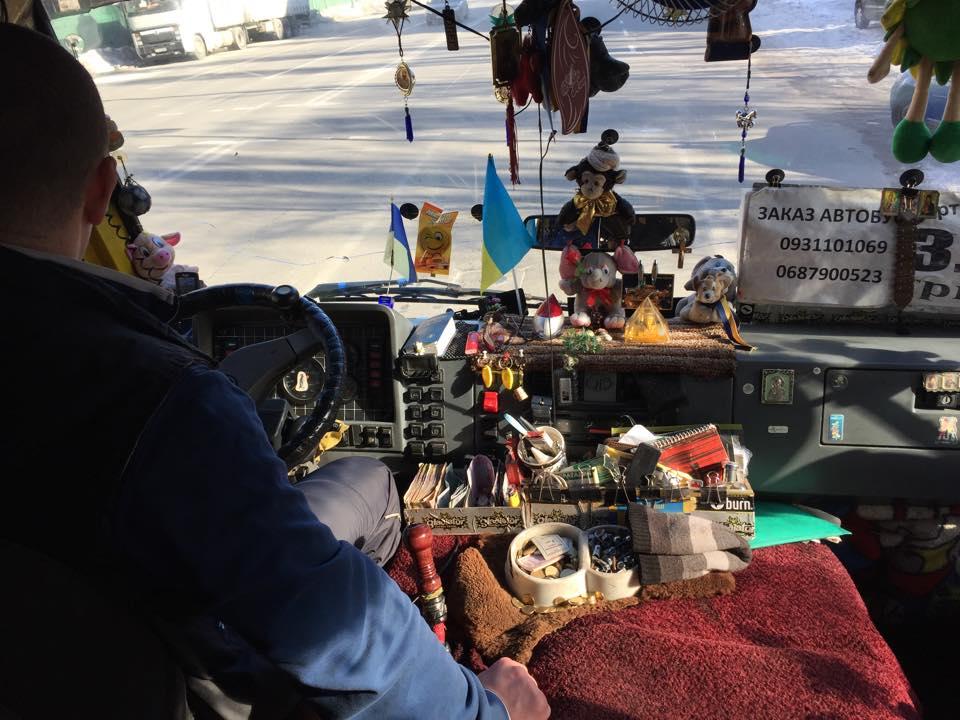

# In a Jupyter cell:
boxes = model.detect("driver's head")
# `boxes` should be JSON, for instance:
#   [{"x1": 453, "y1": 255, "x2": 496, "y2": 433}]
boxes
[{"x1": 0, "y1": 23, "x2": 116, "y2": 259}]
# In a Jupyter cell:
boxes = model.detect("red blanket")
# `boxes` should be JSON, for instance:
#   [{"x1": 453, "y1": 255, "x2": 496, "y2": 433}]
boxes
[{"x1": 387, "y1": 539, "x2": 919, "y2": 720}]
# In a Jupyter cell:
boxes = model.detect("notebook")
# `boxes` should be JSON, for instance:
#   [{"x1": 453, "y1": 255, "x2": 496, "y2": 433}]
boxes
[{"x1": 652, "y1": 424, "x2": 729, "y2": 476}]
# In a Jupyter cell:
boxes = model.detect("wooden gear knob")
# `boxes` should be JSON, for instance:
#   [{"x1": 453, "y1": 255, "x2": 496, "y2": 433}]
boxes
[{"x1": 405, "y1": 523, "x2": 441, "y2": 594}]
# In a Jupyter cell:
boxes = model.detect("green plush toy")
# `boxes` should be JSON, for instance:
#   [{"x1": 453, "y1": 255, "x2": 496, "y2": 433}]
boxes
[{"x1": 868, "y1": 0, "x2": 960, "y2": 164}]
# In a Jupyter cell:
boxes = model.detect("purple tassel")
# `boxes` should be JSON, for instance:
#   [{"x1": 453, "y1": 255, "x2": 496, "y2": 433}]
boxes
[
  {"x1": 405, "y1": 106, "x2": 414, "y2": 143},
  {"x1": 738, "y1": 150, "x2": 745, "y2": 183}
]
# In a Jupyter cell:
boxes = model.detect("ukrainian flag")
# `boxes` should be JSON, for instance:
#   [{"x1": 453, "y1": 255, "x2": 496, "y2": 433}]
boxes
[
  {"x1": 383, "y1": 202, "x2": 417, "y2": 283},
  {"x1": 481, "y1": 155, "x2": 535, "y2": 291}
]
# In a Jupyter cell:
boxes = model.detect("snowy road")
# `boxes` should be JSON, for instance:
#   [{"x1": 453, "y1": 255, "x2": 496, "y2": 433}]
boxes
[{"x1": 95, "y1": 0, "x2": 960, "y2": 297}]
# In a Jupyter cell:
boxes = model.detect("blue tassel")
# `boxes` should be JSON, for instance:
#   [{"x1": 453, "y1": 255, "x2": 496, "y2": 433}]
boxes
[
  {"x1": 738, "y1": 150, "x2": 745, "y2": 183},
  {"x1": 405, "y1": 106, "x2": 414, "y2": 143}
]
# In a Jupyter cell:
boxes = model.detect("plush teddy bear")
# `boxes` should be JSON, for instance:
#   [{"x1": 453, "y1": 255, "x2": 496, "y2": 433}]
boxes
[
  {"x1": 682, "y1": 255, "x2": 738, "y2": 302},
  {"x1": 559, "y1": 243, "x2": 639, "y2": 329},
  {"x1": 557, "y1": 130, "x2": 636, "y2": 244}
]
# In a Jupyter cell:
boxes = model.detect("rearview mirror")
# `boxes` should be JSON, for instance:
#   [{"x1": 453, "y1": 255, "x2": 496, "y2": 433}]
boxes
[
  {"x1": 41, "y1": 0, "x2": 122, "y2": 17},
  {"x1": 523, "y1": 213, "x2": 696, "y2": 253}
]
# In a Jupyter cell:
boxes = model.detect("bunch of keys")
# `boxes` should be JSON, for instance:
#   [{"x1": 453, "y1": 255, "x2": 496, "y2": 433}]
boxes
[{"x1": 475, "y1": 350, "x2": 528, "y2": 401}]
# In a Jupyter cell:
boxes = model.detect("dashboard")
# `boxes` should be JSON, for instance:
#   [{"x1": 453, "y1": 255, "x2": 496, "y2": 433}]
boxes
[{"x1": 187, "y1": 300, "x2": 959, "y2": 501}]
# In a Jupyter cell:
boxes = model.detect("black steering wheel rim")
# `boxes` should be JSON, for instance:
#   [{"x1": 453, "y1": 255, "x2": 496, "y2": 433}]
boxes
[{"x1": 176, "y1": 284, "x2": 345, "y2": 469}]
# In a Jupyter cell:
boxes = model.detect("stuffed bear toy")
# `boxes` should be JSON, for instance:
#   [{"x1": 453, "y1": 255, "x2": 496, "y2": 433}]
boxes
[
  {"x1": 557, "y1": 129, "x2": 636, "y2": 244},
  {"x1": 676, "y1": 270, "x2": 735, "y2": 324},
  {"x1": 682, "y1": 255, "x2": 738, "y2": 302},
  {"x1": 559, "y1": 243, "x2": 639, "y2": 329}
]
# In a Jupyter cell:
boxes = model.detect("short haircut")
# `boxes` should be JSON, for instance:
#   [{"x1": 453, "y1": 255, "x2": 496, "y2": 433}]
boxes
[{"x1": 0, "y1": 23, "x2": 108, "y2": 233}]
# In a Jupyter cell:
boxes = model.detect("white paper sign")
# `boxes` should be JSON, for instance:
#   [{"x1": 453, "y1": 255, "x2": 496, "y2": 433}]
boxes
[{"x1": 739, "y1": 187, "x2": 960, "y2": 314}]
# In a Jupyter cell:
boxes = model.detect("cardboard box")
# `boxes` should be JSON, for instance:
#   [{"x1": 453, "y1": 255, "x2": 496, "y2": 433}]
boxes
[
  {"x1": 403, "y1": 503, "x2": 622, "y2": 535},
  {"x1": 631, "y1": 476, "x2": 756, "y2": 539}
]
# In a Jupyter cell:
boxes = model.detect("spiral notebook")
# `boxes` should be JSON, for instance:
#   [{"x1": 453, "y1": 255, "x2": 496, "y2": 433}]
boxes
[{"x1": 652, "y1": 424, "x2": 729, "y2": 475}]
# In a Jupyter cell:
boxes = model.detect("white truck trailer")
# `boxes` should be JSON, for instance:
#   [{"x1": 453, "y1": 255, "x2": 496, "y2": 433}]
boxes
[{"x1": 242, "y1": 0, "x2": 309, "y2": 41}]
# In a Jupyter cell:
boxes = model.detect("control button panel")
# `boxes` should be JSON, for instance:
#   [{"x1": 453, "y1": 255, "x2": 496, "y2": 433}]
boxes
[{"x1": 403, "y1": 376, "x2": 447, "y2": 457}]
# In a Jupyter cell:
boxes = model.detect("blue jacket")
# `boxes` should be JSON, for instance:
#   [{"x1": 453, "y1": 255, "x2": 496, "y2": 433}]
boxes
[{"x1": 0, "y1": 246, "x2": 507, "y2": 719}]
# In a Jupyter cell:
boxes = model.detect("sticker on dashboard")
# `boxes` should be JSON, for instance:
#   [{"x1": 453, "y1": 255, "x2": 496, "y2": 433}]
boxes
[{"x1": 828, "y1": 414, "x2": 844, "y2": 442}]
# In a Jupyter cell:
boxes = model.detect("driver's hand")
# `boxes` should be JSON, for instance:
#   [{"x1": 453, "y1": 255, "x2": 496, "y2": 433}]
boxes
[{"x1": 478, "y1": 658, "x2": 550, "y2": 719}]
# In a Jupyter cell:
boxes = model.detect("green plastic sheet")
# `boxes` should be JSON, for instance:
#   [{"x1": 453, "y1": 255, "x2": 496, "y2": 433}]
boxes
[{"x1": 750, "y1": 501, "x2": 850, "y2": 550}]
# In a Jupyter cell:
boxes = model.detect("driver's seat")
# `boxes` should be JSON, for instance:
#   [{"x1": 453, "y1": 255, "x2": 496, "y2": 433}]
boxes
[
  {"x1": 0, "y1": 540, "x2": 322, "y2": 719},
  {"x1": 0, "y1": 538, "x2": 193, "y2": 718}
]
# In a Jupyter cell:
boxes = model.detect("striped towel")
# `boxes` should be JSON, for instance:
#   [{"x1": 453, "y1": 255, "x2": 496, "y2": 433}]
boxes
[{"x1": 628, "y1": 504, "x2": 752, "y2": 585}]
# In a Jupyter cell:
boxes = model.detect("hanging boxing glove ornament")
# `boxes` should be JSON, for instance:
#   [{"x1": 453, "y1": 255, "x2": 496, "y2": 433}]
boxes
[{"x1": 116, "y1": 156, "x2": 152, "y2": 217}]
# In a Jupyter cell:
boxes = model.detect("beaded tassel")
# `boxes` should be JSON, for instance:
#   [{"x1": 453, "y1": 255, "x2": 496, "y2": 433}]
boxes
[{"x1": 405, "y1": 101, "x2": 414, "y2": 143}]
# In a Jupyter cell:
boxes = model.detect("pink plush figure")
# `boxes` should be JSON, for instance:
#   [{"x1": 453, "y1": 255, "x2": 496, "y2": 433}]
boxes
[
  {"x1": 126, "y1": 231, "x2": 180, "y2": 283},
  {"x1": 559, "y1": 246, "x2": 639, "y2": 330}
]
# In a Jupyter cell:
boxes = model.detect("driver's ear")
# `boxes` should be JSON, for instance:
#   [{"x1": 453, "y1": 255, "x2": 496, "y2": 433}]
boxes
[{"x1": 82, "y1": 156, "x2": 117, "y2": 226}]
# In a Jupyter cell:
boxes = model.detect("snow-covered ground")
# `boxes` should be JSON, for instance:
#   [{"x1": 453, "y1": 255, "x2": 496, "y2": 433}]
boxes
[{"x1": 95, "y1": 0, "x2": 960, "y2": 299}]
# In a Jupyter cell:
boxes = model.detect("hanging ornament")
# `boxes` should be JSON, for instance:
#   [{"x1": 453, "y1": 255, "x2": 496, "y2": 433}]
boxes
[
  {"x1": 385, "y1": 0, "x2": 415, "y2": 142},
  {"x1": 735, "y1": 53, "x2": 756, "y2": 183},
  {"x1": 550, "y1": 0, "x2": 589, "y2": 135},
  {"x1": 442, "y1": 2, "x2": 459, "y2": 51},
  {"x1": 490, "y1": 3, "x2": 521, "y2": 184}
]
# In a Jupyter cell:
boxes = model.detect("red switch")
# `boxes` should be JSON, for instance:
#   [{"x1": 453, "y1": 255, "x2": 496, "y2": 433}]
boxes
[{"x1": 482, "y1": 390, "x2": 499, "y2": 414}]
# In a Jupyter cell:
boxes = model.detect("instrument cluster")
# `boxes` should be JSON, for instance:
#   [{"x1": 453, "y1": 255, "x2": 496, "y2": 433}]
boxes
[{"x1": 210, "y1": 309, "x2": 395, "y2": 424}]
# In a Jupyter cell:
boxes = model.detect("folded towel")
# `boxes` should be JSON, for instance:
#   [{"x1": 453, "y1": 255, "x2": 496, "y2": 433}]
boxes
[
  {"x1": 629, "y1": 504, "x2": 752, "y2": 584},
  {"x1": 446, "y1": 534, "x2": 735, "y2": 665}
]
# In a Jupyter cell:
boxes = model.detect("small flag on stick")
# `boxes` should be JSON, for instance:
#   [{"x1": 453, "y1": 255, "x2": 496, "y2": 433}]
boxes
[{"x1": 384, "y1": 202, "x2": 417, "y2": 283}]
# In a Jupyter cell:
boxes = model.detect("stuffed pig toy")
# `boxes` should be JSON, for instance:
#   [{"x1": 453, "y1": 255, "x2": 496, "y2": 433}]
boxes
[
  {"x1": 126, "y1": 231, "x2": 180, "y2": 283},
  {"x1": 559, "y1": 242, "x2": 639, "y2": 329}
]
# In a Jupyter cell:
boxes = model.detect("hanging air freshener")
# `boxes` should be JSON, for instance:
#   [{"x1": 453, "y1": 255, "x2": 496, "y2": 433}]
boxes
[
  {"x1": 442, "y1": 2, "x2": 459, "y2": 51},
  {"x1": 385, "y1": 0, "x2": 415, "y2": 142},
  {"x1": 414, "y1": 202, "x2": 457, "y2": 276}
]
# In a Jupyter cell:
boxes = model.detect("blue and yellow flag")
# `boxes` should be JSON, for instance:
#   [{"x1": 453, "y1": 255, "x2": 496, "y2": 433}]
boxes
[
  {"x1": 481, "y1": 155, "x2": 535, "y2": 291},
  {"x1": 383, "y1": 202, "x2": 417, "y2": 282}
]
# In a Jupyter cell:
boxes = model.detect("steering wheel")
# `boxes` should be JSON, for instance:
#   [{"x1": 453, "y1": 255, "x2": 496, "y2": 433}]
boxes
[{"x1": 176, "y1": 284, "x2": 345, "y2": 469}]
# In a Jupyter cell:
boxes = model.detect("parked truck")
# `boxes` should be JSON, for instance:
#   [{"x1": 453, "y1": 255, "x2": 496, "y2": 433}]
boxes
[
  {"x1": 243, "y1": 0, "x2": 309, "y2": 41},
  {"x1": 124, "y1": 0, "x2": 249, "y2": 62}
]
